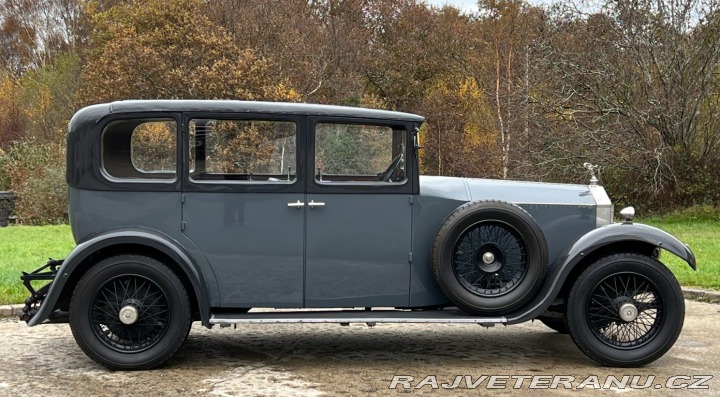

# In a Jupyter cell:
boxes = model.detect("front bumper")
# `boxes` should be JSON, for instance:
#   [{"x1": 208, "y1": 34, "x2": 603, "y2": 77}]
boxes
[{"x1": 19, "y1": 259, "x2": 63, "y2": 322}]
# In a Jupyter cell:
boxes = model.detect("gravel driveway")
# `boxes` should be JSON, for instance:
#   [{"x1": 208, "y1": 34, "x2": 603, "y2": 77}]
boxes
[{"x1": 0, "y1": 300, "x2": 717, "y2": 396}]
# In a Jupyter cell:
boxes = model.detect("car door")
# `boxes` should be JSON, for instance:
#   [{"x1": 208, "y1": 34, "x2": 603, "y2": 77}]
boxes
[
  {"x1": 304, "y1": 118, "x2": 414, "y2": 307},
  {"x1": 182, "y1": 114, "x2": 306, "y2": 308}
]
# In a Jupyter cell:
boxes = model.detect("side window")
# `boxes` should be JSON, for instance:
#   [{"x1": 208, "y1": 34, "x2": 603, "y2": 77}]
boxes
[
  {"x1": 315, "y1": 123, "x2": 407, "y2": 183},
  {"x1": 102, "y1": 119, "x2": 177, "y2": 181},
  {"x1": 189, "y1": 119, "x2": 297, "y2": 183}
]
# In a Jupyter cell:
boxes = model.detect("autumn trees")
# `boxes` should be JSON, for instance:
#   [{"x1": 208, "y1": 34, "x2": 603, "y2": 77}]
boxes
[
  {"x1": 536, "y1": 0, "x2": 720, "y2": 208},
  {"x1": 0, "y1": 0, "x2": 299, "y2": 223},
  {"x1": 1, "y1": 0, "x2": 720, "y2": 223},
  {"x1": 80, "y1": 0, "x2": 298, "y2": 104}
]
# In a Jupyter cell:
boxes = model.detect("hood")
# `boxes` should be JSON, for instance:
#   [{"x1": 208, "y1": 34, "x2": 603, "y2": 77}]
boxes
[{"x1": 419, "y1": 175, "x2": 596, "y2": 206}]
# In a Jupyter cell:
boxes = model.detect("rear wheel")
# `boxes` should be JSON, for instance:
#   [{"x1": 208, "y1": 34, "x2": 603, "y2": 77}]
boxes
[
  {"x1": 69, "y1": 255, "x2": 192, "y2": 370},
  {"x1": 566, "y1": 253, "x2": 684, "y2": 367}
]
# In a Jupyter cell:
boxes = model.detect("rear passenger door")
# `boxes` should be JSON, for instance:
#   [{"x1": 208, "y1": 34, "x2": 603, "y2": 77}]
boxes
[
  {"x1": 181, "y1": 114, "x2": 306, "y2": 308},
  {"x1": 304, "y1": 119, "x2": 414, "y2": 307}
]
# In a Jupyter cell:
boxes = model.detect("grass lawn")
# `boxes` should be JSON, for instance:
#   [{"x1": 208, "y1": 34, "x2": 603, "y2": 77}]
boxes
[
  {"x1": 0, "y1": 216, "x2": 717, "y2": 305},
  {"x1": 0, "y1": 225, "x2": 75, "y2": 306},
  {"x1": 643, "y1": 219, "x2": 719, "y2": 291}
]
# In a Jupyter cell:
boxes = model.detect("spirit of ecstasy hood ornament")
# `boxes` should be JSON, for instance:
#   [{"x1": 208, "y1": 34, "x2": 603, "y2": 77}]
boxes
[{"x1": 583, "y1": 162, "x2": 599, "y2": 186}]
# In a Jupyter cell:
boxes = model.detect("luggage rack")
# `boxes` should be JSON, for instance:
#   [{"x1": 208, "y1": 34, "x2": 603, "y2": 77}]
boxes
[
  {"x1": 210, "y1": 308, "x2": 507, "y2": 327},
  {"x1": 19, "y1": 259, "x2": 63, "y2": 322}
]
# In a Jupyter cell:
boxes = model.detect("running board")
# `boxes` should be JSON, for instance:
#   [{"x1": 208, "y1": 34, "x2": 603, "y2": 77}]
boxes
[{"x1": 209, "y1": 309, "x2": 507, "y2": 325}]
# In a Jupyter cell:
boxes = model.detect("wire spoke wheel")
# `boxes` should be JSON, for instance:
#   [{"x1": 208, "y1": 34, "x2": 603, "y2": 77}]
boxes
[
  {"x1": 91, "y1": 274, "x2": 170, "y2": 353},
  {"x1": 432, "y1": 201, "x2": 548, "y2": 315},
  {"x1": 70, "y1": 255, "x2": 192, "y2": 370},
  {"x1": 453, "y1": 221, "x2": 528, "y2": 297},
  {"x1": 587, "y1": 273, "x2": 663, "y2": 349},
  {"x1": 566, "y1": 253, "x2": 684, "y2": 367}
]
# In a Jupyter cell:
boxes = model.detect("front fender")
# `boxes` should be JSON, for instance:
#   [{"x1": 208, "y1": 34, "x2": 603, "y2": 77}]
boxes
[
  {"x1": 28, "y1": 228, "x2": 215, "y2": 327},
  {"x1": 559, "y1": 222, "x2": 696, "y2": 270},
  {"x1": 507, "y1": 222, "x2": 696, "y2": 324}
]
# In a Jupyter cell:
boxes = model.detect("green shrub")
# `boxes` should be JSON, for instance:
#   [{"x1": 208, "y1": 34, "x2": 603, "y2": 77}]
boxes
[
  {"x1": 645, "y1": 205, "x2": 720, "y2": 223},
  {"x1": 0, "y1": 147, "x2": 9, "y2": 191},
  {"x1": 1, "y1": 139, "x2": 67, "y2": 224}
]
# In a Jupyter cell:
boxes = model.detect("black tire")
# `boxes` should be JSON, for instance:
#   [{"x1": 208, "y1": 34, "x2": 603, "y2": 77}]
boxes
[
  {"x1": 431, "y1": 200, "x2": 548, "y2": 315},
  {"x1": 69, "y1": 255, "x2": 192, "y2": 370},
  {"x1": 566, "y1": 253, "x2": 684, "y2": 367},
  {"x1": 538, "y1": 314, "x2": 569, "y2": 334}
]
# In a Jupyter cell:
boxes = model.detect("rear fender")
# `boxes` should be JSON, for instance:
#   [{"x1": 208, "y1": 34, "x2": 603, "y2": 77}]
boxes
[{"x1": 27, "y1": 228, "x2": 216, "y2": 327}]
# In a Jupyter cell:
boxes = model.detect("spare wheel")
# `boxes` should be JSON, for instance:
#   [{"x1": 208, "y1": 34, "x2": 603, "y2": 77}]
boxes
[{"x1": 431, "y1": 200, "x2": 549, "y2": 315}]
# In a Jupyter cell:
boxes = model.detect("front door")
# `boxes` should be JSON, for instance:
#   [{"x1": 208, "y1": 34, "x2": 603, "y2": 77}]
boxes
[
  {"x1": 304, "y1": 119, "x2": 414, "y2": 307},
  {"x1": 182, "y1": 115, "x2": 305, "y2": 308}
]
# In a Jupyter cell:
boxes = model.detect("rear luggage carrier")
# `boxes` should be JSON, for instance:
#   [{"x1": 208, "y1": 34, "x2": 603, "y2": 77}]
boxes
[{"x1": 19, "y1": 259, "x2": 64, "y2": 323}]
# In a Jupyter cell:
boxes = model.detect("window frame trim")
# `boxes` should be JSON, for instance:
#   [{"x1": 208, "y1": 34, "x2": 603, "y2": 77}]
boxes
[
  {"x1": 96, "y1": 112, "x2": 182, "y2": 191},
  {"x1": 100, "y1": 118, "x2": 179, "y2": 183},
  {"x1": 307, "y1": 116, "x2": 416, "y2": 195},
  {"x1": 313, "y1": 122, "x2": 408, "y2": 186},
  {"x1": 181, "y1": 112, "x2": 306, "y2": 194}
]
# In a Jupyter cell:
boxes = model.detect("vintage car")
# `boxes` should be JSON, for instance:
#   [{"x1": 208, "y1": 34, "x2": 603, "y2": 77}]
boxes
[{"x1": 20, "y1": 100, "x2": 696, "y2": 370}]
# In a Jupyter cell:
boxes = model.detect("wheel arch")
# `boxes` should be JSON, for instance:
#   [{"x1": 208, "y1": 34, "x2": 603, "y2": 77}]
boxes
[
  {"x1": 506, "y1": 222, "x2": 696, "y2": 324},
  {"x1": 554, "y1": 240, "x2": 659, "y2": 306},
  {"x1": 28, "y1": 228, "x2": 214, "y2": 327}
]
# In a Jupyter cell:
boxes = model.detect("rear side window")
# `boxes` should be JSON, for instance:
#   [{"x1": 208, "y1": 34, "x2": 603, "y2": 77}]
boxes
[
  {"x1": 189, "y1": 119, "x2": 297, "y2": 183},
  {"x1": 102, "y1": 119, "x2": 177, "y2": 181}
]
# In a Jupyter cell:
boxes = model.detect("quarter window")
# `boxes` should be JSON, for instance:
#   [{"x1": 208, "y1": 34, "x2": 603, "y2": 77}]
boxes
[
  {"x1": 314, "y1": 123, "x2": 407, "y2": 183},
  {"x1": 189, "y1": 119, "x2": 297, "y2": 183},
  {"x1": 102, "y1": 119, "x2": 177, "y2": 181}
]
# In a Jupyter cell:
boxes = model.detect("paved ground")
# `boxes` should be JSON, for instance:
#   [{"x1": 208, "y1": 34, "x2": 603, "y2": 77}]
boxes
[{"x1": 0, "y1": 300, "x2": 718, "y2": 396}]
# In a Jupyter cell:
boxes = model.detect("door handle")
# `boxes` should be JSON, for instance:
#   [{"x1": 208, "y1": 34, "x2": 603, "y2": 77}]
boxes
[
  {"x1": 308, "y1": 200, "x2": 325, "y2": 208},
  {"x1": 287, "y1": 200, "x2": 305, "y2": 208}
]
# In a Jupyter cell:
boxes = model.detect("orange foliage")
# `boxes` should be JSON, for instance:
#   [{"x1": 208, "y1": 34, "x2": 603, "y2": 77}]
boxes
[
  {"x1": 0, "y1": 74, "x2": 24, "y2": 148},
  {"x1": 78, "y1": 0, "x2": 298, "y2": 105}
]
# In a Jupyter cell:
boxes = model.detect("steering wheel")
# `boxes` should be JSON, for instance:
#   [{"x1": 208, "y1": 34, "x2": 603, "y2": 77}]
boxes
[{"x1": 379, "y1": 153, "x2": 404, "y2": 182}]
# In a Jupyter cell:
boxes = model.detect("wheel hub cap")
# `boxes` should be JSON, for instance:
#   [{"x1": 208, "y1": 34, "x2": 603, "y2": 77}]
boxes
[
  {"x1": 482, "y1": 252, "x2": 495, "y2": 264},
  {"x1": 619, "y1": 302, "x2": 638, "y2": 322},
  {"x1": 453, "y1": 222, "x2": 527, "y2": 297},
  {"x1": 119, "y1": 305, "x2": 139, "y2": 325}
]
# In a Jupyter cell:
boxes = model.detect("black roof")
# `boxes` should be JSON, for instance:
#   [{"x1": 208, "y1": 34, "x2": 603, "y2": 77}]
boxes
[{"x1": 73, "y1": 99, "x2": 425, "y2": 123}]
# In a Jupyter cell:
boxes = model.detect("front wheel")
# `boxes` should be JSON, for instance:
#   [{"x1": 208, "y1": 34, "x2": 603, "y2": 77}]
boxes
[
  {"x1": 69, "y1": 255, "x2": 192, "y2": 370},
  {"x1": 566, "y1": 253, "x2": 684, "y2": 367}
]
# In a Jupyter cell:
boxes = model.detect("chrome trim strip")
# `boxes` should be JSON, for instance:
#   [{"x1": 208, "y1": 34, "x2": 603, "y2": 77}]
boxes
[
  {"x1": 516, "y1": 203, "x2": 594, "y2": 207},
  {"x1": 209, "y1": 310, "x2": 507, "y2": 324},
  {"x1": 588, "y1": 184, "x2": 612, "y2": 206},
  {"x1": 588, "y1": 184, "x2": 614, "y2": 227}
]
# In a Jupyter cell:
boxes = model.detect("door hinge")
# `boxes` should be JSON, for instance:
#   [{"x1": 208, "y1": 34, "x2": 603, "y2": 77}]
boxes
[
  {"x1": 181, "y1": 221, "x2": 187, "y2": 231},
  {"x1": 408, "y1": 253, "x2": 413, "y2": 263}
]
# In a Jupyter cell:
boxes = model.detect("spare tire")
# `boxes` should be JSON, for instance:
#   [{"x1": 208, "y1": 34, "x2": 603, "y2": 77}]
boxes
[{"x1": 431, "y1": 200, "x2": 548, "y2": 315}]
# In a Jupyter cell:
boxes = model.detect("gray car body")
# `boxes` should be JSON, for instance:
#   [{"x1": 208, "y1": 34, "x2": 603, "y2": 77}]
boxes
[{"x1": 27, "y1": 100, "x2": 696, "y2": 327}]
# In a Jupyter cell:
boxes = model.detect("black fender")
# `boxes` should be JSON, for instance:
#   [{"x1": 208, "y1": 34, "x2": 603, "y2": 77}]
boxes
[
  {"x1": 27, "y1": 228, "x2": 217, "y2": 327},
  {"x1": 506, "y1": 222, "x2": 696, "y2": 324}
]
